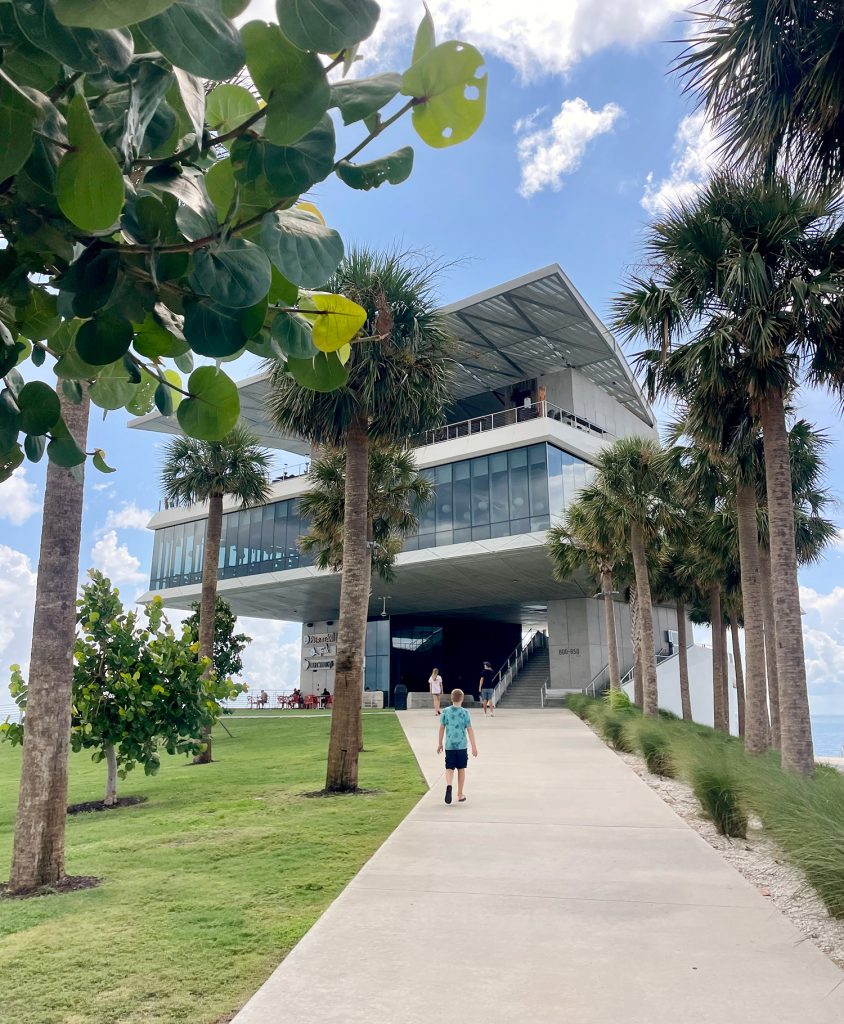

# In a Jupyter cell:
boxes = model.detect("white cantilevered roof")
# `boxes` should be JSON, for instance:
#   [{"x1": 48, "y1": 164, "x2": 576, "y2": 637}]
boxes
[
  {"x1": 129, "y1": 264, "x2": 652, "y2": 448},
  {"x1": 442, "y1": 265, "x2": 651, "y2": 422}
]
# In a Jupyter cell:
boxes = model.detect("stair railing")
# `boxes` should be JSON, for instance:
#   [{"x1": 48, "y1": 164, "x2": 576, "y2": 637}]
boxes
[
  {"x1": 619, "y1": 646, "x2": 679, "y2": 689},
  {"x1": 491, "y1": 629, "x2": 546, "y2": 706}
]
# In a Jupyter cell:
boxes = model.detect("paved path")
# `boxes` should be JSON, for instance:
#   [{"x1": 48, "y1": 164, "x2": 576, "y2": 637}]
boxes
[{"x1": 233, "y1": 710, "x2": 844, "y2": 1023}]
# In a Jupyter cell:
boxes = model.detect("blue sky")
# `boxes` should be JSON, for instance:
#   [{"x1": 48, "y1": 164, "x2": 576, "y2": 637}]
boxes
[{"x1": 2, "y1": 0, "x2": 843, "y2": 716}]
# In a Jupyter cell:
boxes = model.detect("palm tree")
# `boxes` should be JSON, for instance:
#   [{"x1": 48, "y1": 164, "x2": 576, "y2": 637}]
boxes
[
  {"x1": 266, "y1": 249, "x2": 453, "y2": 792},
  {"x1": 160, "y1": 424, "x2": 271, "y2": 763},
  {"x1": 9, "y1": 389, "x2": 90, "y2": 894},
  {"x1": 589, "y1": 438, "x2": 678, "y2": 716},
  {"x1": 678, "y1": 0, "x2": 844, "y2": 188},
  {"x1": 651, "y1": 545, "x2": 697, "y2": 722},
  {"x1": 613, "y1": 172, "x2": 842, "y2": 773},
  {"x1": 547, "y1": 485, "x2": 630, "y2": 691},
  {"x1": 297, "y1": 443, "x2": 433, "y2": 584}
]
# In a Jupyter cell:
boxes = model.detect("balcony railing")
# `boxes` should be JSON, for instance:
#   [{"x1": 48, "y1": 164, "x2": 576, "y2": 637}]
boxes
[
  {"x1": 158, "y1": 461, "x2": 311, "y2": 511},
  {"x1": 410, "y1": 400, "x2": 609, "y2": 449}
]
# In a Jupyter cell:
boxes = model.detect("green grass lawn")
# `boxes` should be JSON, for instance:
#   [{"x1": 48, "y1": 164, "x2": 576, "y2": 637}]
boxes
[{"x1": 0, "y1": 713, "x2": 425, "y2": 1024}]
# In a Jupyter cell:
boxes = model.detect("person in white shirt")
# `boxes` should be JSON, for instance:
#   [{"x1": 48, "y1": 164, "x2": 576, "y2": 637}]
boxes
[{"x1": 428, "y1": 667, "x2": 444, "y2": 716}]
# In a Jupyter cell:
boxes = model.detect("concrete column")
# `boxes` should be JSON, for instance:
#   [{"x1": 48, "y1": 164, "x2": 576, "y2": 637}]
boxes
[{"x1": 547, "y1": 599, "x2": 607, "y2": 690}]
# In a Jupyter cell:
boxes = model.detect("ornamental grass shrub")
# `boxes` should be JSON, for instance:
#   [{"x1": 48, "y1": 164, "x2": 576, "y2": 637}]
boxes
[
  {"x1": 687, "y1": 752, "x2": 748, "y2": 838},
  {"x1": 636, "y1": 721, "x2": 677, "y2": 778}
]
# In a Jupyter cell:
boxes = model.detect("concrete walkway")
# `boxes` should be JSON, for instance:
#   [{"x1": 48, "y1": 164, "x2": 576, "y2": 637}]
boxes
[{"x1": 233, "y1": 710, "x2": 844, "y2": 1023}]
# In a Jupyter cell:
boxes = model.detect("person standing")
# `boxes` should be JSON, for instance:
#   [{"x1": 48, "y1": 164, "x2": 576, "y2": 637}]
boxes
[
  {"x1": 428, "y1": 667, "x2": 444, "y2": 715},
  {"x1": 479, "y1": 661, "x2": 495, "y2": 716},
  {"x1": 437, "y1": 689, "x2": 478, "y2": 804}
]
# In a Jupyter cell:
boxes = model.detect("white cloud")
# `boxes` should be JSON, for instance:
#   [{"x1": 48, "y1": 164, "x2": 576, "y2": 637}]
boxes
[
  {"x1": 0, "y1": 467, "x2": 39, "y2": 526},
  {"x1": 102, "y1": 501, "x2": 153, "y2": 533},
  {"x1": 246, "y1": 0, "x2": 684, "y2": 79},
  {"x1": 799, "y1": 585, "x2": 844, "y2": 714},
  {"x1": 515, "y1": 98, "x2": 623, "y2": 197},
  {"x1": 236, "y1": 617, "x2": 302, "y2": 692},
  {"x1": 641, "y1": 110, "x2": 720, "y2": 215},
  {"x1": 0, "y1": 546, "x2": 37, "y2": 680},
  {"x1": 89, "y1": 530, "x2": 145, "y2": 587}
]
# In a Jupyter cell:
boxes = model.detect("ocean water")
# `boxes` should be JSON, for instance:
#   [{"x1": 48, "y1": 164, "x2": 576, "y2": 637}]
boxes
[{"x1": 811, "y1": 715, "x2": 844, "y2": 758}]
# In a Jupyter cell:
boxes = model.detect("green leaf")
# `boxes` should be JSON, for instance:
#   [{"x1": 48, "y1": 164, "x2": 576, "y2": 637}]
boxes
[
  {"x1": 75, "y1": 314, "x2": 133, "y2": 365},
  {"x1": 154, "y1": 381, "x2": 174, "y2": 416},
  {"x1": 15, "y1": 0, "x2": 134, "y2": 73},
  {"x1": 271, "y1": 312, "x2": 317, "y2": 359},
  {"x1": 24, "y1": 433, "x2": 47, "y2": 463},
  {"x1": 286, "y1": 350, "x2": 349, "y2": 392},
  {"x1": 88, "y1": 359, "x2": 137, "y2": 410},
  {"x1": 0, "y1": 75, "x2": 39, "y2": 183},
  {"x1": 269, "y1": 267, "x2": 298, "y2": 305},
  {"x1": 20, "y1": 289, "x2": 60, "y2": 342},
  {"x1": 242, "y1": 20, "x2": 329, "y2": 146},
  {"x1": 401, "y1": 41, "x2": 487, "y2": 148},
  {"x1": 205, "y1": 157, "x2": 236, "y2": 223},
  {"x1": 183, "y1": 301, "x2": 249, "y2": 357},
  {"x1": 61, "y1": 380, "x2": 84, "y2": 405},
  {"x1": 330, "y1": 72, "x2": 401, "y2": 126},
  {"x1": 299, "y1": 292, "x2": 367, "y2": 351},
  {"x1": 0, "y1": 324, "x2": 24, "y2": 377},
  {"x1": 17, "y1": 381, "x2": 61, "y2": 434},
  {"x1": 54, "y1": 0, "x2": 176, "y2": 29},
  {"x1": 230, "y1": 116, "x2": 335, "y2": 198},
  {"x1": 190, "y1": 239, "x2": 272, "y2": 309},
  {"x1": 140, "y1": 2, "x2": 245, "y2": 79},
  {"x1": 205, "y1": 85, "x2": 258, "y2": 135},
  {"x1": 260, "y1": 209, "x2": 343, "y2": 288},
  {"x1": 57, "y1": 95, "x2": 125, "y2": 231},
  {"x1": 177, "y1": 366, "x2": 239, "y2": 440},
  {"x1": 173, "y1": 68, "x2": 205, "y2": 142},
  {"x1": 92, "y1": 448, "x2": 116, "y2": 473},
  {"x1": 132, "y1": 308, "x2": 189, "y2": 359},
  {"x1": 126, "y1": 369, "x2": 158, "y2": 416},
  {"x1": 336, "y1": 146, "x2": 413, "y2": 190},
  {"x1": 412, "y1": 3, "x2": 435, "y2": 63},
  {"x1": 0, "y1": 443, "x2": 24, "y2": 482},
  {"x1": 47, "y1": 434, "x2": 86, "y2": 467},
  {"x1": 276, "y1": 0, "x2": 380, "y2": 55},
  {"x1": 5, "y1": 368, "x2": 24, "y2": 401},
  {"x1": 61, "y1": 248, "x2": 121, "y2": 319}
]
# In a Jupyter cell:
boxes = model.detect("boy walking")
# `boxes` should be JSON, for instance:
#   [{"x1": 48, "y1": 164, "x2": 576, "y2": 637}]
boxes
[{"x1": 437, "y1": 689, "x2": 478, "y2": 804}]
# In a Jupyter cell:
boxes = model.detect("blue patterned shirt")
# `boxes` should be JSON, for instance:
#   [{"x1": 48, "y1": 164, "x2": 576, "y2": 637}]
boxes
[{"x1": 441, "y1": 705, "x2": 471, "y2": 749}]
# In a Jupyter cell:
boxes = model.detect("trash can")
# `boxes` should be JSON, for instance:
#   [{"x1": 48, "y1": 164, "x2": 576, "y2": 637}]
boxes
[{"x1": 393, "y1": 684, "x2": 408, "y2": 711}]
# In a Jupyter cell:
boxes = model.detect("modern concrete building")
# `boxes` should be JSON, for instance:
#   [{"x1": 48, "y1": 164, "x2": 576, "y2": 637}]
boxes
[{"x1": 133, "y1": 265, "x2": 692, "y2": 707}]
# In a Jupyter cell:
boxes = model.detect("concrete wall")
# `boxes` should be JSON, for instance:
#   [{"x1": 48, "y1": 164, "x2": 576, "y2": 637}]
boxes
[
  {"x1": 538, "y1": 368, "x2": 656, "y2": 441},
  {"x1": 546, "y1": 597, "x2": 690, "y2": 691}
]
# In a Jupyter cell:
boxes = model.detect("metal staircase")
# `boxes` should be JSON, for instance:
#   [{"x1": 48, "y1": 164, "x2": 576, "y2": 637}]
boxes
[{"x1": 496, "y1": 645, "x2": 551, "y2": 709}]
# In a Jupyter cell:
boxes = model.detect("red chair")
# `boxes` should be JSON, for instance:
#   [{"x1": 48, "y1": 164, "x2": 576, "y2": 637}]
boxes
[
  {"x1": 303, "y1": 694, "x2": 318, "y2": 709},
  {"x1": 324, "y1": 694, "x2": 333, "y2": 709}
]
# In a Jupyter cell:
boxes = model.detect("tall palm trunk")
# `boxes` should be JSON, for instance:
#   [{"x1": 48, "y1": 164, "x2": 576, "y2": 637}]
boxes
[
  {"x1": 630, "y1": 523, "x2": 658, "y2": 716},
  {"x1": 601, "y1": 567, "x2": 620, "y2": 690},
  {"x1": 9, "y1": 389, "x2": 90, "y2": 894},
  {"x1": 194, "y1": 491, "x2": 223, "y2": 765},
  {"x1": 326, "y1": 411, "x2": 370, "y2": 791},
  {"x1": 709, "y1": 585, "x2": 727, "y2": 732},
  {"x1": 721, "y1": 619, "x2": 731, "y2": 732},
  {"x1": 759, "y1": 545, "x2": 780, "y2": 747},
  {"x1": 676, "y1": 600, "x2": 692, "y2": 721},
  {"x1": 734, "y1": 483, "x2": 769, "y2": 752},
  {"x1": 759, "y1": 390, "x2": 813, "y2": 774},
  {"x1": 730, "y1": 615, "x2": 746, "y2": 738},
  {"x1": 629, "y1": 583, "x2": 644, "y2": 708}
]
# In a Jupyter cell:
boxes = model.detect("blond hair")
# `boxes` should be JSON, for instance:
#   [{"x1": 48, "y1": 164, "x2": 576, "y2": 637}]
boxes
[{"x1": 451, "y1": 688, "x2": 464, "y2": 703}]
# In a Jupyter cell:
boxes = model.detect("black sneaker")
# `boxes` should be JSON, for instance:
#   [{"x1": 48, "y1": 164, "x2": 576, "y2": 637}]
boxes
[{"x1": 445, "y1": 784, "x2": 453, "y2": 804}]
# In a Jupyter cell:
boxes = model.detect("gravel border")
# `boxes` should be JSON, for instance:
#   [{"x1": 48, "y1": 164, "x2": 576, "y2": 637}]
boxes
[{"x1": 614, "y1": 746, "x2": 844, "y2": 970}]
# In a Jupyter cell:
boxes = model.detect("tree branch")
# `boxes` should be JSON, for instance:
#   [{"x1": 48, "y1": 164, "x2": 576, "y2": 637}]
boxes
[{"x1": 336, "y1": 99, "x2": 417, "y2": 165}]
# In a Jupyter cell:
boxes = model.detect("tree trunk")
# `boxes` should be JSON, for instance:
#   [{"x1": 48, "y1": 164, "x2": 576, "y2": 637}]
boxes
[
  {"x1": 709, "y1": 585, "x2": 726, "y2": 732},
  {"x1": 9, "y1": 389, "x2": 90, "y2": 894},
  {"x1": 601, "y1": 567, "x2": 620, "y2": 690},
  {"x1": 630, "y1": 523, "x2": 658, "y2": 716},
  {"x1": 326, "y1": 411, "x2": 370, "y2": 792},
  {"x1": 730, "y1": 615, "x2": 746, "y2": 739},
  {"x1": 758, "y1": 390, "x2": 814, "y2": 774},
  {"x1": 721, "y1": 619, "x2": 731, "y2": 733},
  {"x1": 734, "y1": 482, "x2": 770, "y2": 753},
  {"x1": 759, "y1": 545, "x2": 780, "y2": 748},
  {"x1": 630, "y1": 584, "x2": 644, "y2": 709},
  {"x1": 676, "y1": 600, "x2": 692, "y2": 722},
  {"x1": 104, "y1": 744, "x2": 118, "y2": 807},
  {"x1": 194, "y1": 491, "x2": 223, "y2": 765}
]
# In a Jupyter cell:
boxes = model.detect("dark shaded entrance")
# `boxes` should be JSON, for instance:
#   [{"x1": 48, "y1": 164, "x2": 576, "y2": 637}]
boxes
[{"x1": 387, "y1": 615, "x2": 521, "y2": 704}]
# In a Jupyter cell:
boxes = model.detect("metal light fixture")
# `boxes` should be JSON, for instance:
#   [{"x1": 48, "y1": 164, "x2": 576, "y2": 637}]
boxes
[{"x1": 380, "y1": 596, "x2": 391, "y2": 619}]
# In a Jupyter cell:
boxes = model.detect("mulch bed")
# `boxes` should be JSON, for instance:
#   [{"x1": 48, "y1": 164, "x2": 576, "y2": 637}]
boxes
[
  {"x1": 1, "y1": 875, "x2": 101, "y2": 900},
  {"x1": 67, "y1": 795, "x2": 147, "y2": 815}
]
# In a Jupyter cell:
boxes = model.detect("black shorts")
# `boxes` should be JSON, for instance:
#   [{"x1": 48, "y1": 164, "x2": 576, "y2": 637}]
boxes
[{"x1": 445, "y1": 747, "x2": 468, "y2": 770}]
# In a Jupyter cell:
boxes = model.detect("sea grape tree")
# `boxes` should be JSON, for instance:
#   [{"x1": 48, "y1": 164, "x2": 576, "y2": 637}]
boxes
[{"x1": 0, "y1": 0, "x2": 487, "y2": 476}]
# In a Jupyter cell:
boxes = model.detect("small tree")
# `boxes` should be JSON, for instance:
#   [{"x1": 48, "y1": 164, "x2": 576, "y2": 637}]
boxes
[
  {"x1": 4, "y1": 572, "x2": 244, "y2": 806},
  {"x1": 184, "y1": 596, "x2": 251, "y2": 682}
]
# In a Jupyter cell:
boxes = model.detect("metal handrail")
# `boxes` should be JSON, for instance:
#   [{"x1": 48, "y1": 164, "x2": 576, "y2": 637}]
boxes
[
  {"x1": 491, "y1": 628, "x2": 547, "y2": 706},
  {"x1": 619, "y1": 646, "x2": 678, "y2": 689},
  {"x1": 411, "y1": 400, "x2": 609, "y2": 449},
  {"x1": 158, "y1": 461, "x2": 311, "y2": 511}
]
